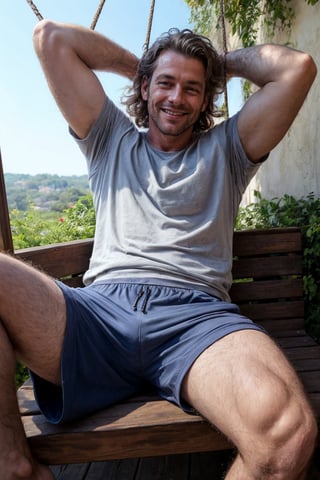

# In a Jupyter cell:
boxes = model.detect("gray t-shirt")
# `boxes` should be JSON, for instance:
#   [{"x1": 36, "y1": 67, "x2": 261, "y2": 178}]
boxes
[{"x1": 72, "y1": 97, "x2": 260, "y2": 301}]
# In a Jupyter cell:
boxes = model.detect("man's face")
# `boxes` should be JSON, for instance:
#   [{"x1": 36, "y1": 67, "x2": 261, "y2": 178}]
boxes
[{"x1": 141, "y1": 50, "x2": 208, "y2": 151}]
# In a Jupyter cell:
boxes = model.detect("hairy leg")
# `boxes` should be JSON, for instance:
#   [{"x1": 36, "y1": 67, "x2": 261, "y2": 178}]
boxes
[
  {"x1": 0, "y1": 253, "x2": 66, "y2": 479},
  {"x1": 181, "y1": 330, "x2": 317, "y2": 480}
]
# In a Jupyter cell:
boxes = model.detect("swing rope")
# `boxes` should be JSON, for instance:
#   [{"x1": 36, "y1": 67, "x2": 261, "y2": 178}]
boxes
[
  {"x1": 90, "y1": 0, "x2": 107, "y2": 30},
  {"x1": 25, "y1": 0, "x2": 106, "y2": 30},
  {"x1": 26, "y1": 0, "x2": 43, "y2": 21},
  {"x1": 143, "y1": 0, "x2": 156, "y2": 52},
  {"x1": 219, "y1": 0, "x2": 229, "y2": 118}
]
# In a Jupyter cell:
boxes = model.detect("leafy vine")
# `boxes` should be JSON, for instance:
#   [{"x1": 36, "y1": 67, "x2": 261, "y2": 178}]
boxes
[{"x1": 184, "y1": 0, "x2": 319, "y2": 47}]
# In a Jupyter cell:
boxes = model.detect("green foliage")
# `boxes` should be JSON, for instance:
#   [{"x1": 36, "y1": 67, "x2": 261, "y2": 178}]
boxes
[
  {"x1": 16, "y1": 361, "x2": 29, "y2": 389},
  {"x1": 10, "y1": 208, "x2": 59, "y2": 249},
  {"x1": 185, "y1": 0, "x2": 214, "y2": 35},
  {"x1": 10, "y1": 194, "x2": 95, "y2": 249},
  {"x1": 49, "y1": 194, "x2": 96, "y2": 243},
  {"x1": 184, "y1": 0, "x2": 319, "y2": 46},
  {"x1": 236, "y1": 191, "x2": 320, "y2": 341}
]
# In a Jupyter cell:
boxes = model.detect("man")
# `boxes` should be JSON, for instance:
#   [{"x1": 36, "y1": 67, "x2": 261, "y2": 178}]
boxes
[{"x1": 0, "y1": 20, "x2": 317, "y2": 479}]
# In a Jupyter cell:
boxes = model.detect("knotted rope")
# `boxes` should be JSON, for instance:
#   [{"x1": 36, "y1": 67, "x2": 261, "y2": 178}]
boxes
[
  {"x1": 90, "y1": 0, "x2": 106, "y2": 30},
  {"x1": 25, "y1": 0, "x2": 106, "y2": 30},
  {"x1": 26, "y1": 0, "x2": 43, "y2": 21},
  {"x1": 143, "y1": 0, "x2": 156, "y2": 52},
  {"x1": 219, "y1": 0, "x2": 229, "y2": 118}
]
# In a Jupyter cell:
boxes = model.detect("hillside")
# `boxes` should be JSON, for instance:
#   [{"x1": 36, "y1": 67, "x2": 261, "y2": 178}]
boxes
[{"x1": 4, "y1": 173, "x2": 90, "y2": 212}]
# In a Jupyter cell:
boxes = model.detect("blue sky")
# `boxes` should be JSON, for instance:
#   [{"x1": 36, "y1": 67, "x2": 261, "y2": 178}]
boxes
[{"x1": 0, "y1": 0, "x2": 242, "y2": 176}]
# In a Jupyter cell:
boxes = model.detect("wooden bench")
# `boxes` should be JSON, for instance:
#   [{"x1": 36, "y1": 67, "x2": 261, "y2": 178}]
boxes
[{"x1": 16, "y1": 227, "x2": 320, "y2": 469}]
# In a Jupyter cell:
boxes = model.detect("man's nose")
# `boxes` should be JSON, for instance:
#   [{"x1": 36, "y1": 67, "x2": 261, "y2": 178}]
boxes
[{"x1": 168, "y1": 85, "x2": 183, "y2": 104}]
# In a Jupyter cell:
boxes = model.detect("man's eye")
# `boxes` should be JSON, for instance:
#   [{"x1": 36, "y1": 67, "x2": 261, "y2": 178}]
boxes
[{"x1": 187, "y1": 87, "x2": 199, "y2": 94}]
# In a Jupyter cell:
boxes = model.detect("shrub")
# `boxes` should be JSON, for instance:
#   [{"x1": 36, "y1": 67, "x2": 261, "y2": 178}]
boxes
[{"x1": 11, "y1": 194, "x2": 95, "y2": 249}]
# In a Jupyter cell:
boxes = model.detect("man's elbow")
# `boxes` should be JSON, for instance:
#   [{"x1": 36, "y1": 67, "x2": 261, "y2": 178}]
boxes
[
  {"x1": 33, "y1": 19, "x2": 60, "y2": 58},
  {"x1": 299, "y1": 52, "x2": 317, "y2": 90}
]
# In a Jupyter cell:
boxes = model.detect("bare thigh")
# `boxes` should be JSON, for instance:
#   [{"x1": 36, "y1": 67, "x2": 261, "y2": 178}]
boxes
[
  {"x1": 181, "y1": 330, "x2": 312, "y2": 452},
  {"x1": 0, "y1": 253, "x2": 66, "y2": 384}
]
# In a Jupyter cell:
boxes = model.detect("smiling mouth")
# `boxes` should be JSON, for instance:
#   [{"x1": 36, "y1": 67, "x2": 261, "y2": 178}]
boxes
[{"x1": 162, "y1": 108, "x2": 186, "y2": 117}]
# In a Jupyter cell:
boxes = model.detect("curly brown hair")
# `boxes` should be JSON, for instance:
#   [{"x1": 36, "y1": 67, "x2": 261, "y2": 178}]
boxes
[{"x1": 122, "y1": 28, "x2": 225, "y2": 133}]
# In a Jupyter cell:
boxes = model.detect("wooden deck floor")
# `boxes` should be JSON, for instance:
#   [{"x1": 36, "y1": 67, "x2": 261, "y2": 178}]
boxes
[
  {"x1": 50, "y1": 449, "x2": 320, "y2": 480},
  {"x1": 50, "y1": 451, "x2": 233, "y2": 479}
]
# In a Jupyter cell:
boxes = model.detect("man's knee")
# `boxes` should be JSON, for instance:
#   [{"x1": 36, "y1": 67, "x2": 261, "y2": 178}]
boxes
[
  {"x1": 238, "y1": 375, "x2": 317, "y2": 478},
  {"x1": 257, "y1": 399, "x2": 316, "y2": 478},
  {"x1": 275, "y1": 407, "x2": 317, "y2": 476}
]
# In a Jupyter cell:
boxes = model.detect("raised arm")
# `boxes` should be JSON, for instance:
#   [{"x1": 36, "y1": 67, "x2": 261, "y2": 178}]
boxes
[
  {"x1": 33, "y1": 20, "x2": 139, "y2": 139},
  {"x1": 226, "y1": 44, "x2": 317, "y2": 163}
]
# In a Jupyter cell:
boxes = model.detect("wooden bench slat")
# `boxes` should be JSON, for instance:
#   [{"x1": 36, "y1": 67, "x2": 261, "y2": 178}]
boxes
[
  {"x1": 27, "y1": 424, "x2": 231, "y2": 464},
  {"x1": 232, "y1": 254, "x2": 302, "y2": 279},
  {"x1": 15, "y1": 239, "x2": 93, "y2": 278},
  {"x1": 273, "y1": 329, "x2": 317, "y2": 340},
  {"x1": 233, "y1": 228, "x2": 301, "y2": 256},
  {"x1": 239, "y1": 300, "x2": 304, "y2": 321},
  {"x1": 231, "y1": 278, "x2": 303, "y2": 302},
  {"x1": 309, "y1": 393, "x2": 320, "y2": 413},
  {"x1": 298, "y1": 372, "x2": 320, "y2": 392},
  {"x1": 290, "y1": 357, "x2": 320, "y2": 373},
  {"x1": 258, "y1": 318, "x2": 305, "y2": 332},
  {"x1": 22, "y1": 401, "x2": 232, "y2": 464},
  {"x1": 278, "y1": 335, "x2": 318, "y2": 349},
  {"x1": 285, "y1": 345, "x2": 320, "y2": 361}
]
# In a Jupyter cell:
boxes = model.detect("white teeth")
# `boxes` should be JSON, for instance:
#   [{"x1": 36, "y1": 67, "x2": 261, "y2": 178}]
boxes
[{"x1": 163, "y1": 109, "x2": 183, "y2": 116}]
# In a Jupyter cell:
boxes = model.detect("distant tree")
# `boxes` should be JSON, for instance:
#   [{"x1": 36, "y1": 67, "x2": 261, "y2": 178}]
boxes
[
  {"x1": 14, "y1": 193, "x2": 30, "y2": 211},
  {"x1": 4, "y1": 173, "x2": 89, "y2": 212}
]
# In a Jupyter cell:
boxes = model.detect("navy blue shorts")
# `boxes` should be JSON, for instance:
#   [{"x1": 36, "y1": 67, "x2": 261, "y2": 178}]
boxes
[{"x1": 31, "y1": 280, "x2": 265, "y2": 424}]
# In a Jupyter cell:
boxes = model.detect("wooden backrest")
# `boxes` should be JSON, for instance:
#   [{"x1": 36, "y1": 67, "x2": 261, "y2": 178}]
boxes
[
  {"x1": 15, "y1": 227, "x2": 304, "y2": 334},
  {"x1": 15, "y1": 239, "x2": 93, "y2": 287},
  {"x1": 231, "y1": 227, "x2": 304, "y2": 333}
]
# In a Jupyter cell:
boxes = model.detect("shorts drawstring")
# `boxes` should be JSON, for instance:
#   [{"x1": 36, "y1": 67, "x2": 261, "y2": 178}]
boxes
[
  {"x1": 141, "y1": 287, "x2": 151, "y2": 314},
  {"x1": 132, "y1": 287, "x2": 151, "y2": 313}
]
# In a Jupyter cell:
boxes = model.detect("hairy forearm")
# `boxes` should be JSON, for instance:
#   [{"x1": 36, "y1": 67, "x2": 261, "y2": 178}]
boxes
[
  {"x1": 225, "y1": 44, "x2": 317, "y2": 89},
  {"x1": 33, "y1": 19, "x2": 139, "y2": 80}
]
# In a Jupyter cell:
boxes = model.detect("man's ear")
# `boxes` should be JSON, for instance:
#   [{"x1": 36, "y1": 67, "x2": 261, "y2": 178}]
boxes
[{"x1": 141, "y1": 76, "x2": 149, "y2": 101}]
